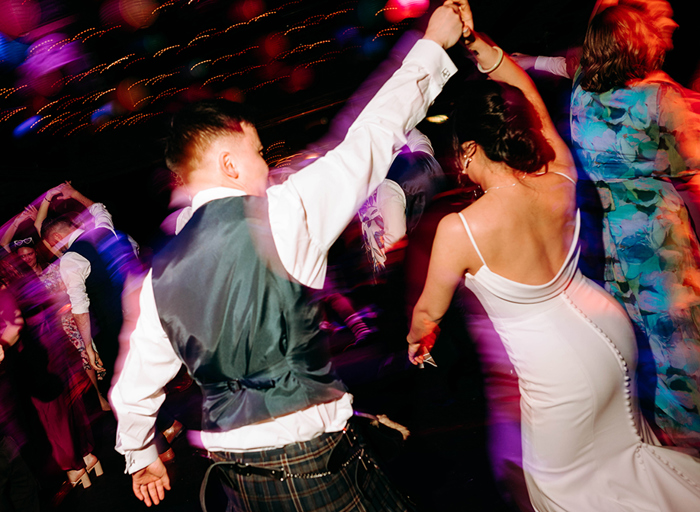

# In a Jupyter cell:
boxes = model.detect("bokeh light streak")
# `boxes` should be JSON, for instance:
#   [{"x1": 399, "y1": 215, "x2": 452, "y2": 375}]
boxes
[
  {"x1": 223, "y1": 10, "x2": 278, "y2": 34},
  {"x1": 376, "y1": 8, "x2": 398, "y2": 16},
  {"x1": 83, "y1": 30, "x2": 108, "y2": 42},
  {"x1": 63, "y1": 64, "x2": 108, "y2": 85},
  {"x1": 37, "y1": 98, "x2": 63, "y2": 114},
  {"x1": 190, "y1": 60, "x2": 211, "y2": 71},
  {"x1": 46, "y1": 37, "x2": 73, "y2": 54},
  {"x1": 0, "y1": 0, "x2": 417, "y2": 138},
  {"x1": 202, "y1": 64, "x2": 265, "y2": 87},
  {"x1": 0, "y1": 107, "x2": 26, "y2": 123},
  {"x1": 101, "y1": 55, "x2": 135, "y2": 74},
  {"x1": 212, "y1": 46, "x2": 259, "y2": 65},
  {"x1": 65, "y1": 122, "x2": 90, "y2": 137},
  {"x1": 152, "y1": 0, "x2": 178, "y2": 15},
  {"x1": 0, "y1": 86, "x2": 27, "y2": 99},
  {"x1": 154, "y1": 87, "x2": 187, "y2": 100},
  {"x1": 30, "y1": 116, "x2": 48, "y2": 129},
  {"x1": 27, "y1": 38, "x2": 54, "y2": 57},
  {"x1": 244, "y1": 75, "x2": 289, "y2": 92},
  {"x1": 373, "y1": 27, "x2": 401, "y2": 41},
  {"x1": 187, "y1": 28, "x2": 216, "y2": 47},
  {"x1": 124, "y1": 57, "x2": 147, "y2": 69},
  {"x1": 154, "y1": 45, "x2": 180, "y2": 57},
  {"x1": 82, "y1": 88, "x2": 116, "y2": 105},
  {"x1": 278, "y1": 40, "x2": 332, "y2": 60},
  {"x1": 72, "y1": 28, "x2": 98, "y2": 41},
  {"x1": 324, "y1": 8, "x2": 354, "y2": 20},
  {"x1": 132, "y1": 95, "x2": 153, "y2": 108}
]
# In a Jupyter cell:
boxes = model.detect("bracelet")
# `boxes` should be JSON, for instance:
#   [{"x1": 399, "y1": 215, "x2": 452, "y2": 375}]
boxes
[
  {"x1": 44, "y1": 197, "x2": 51, "y2": 202},
  {"x1": 477, "y1": 46, "x2": 504, "y2": 74}
]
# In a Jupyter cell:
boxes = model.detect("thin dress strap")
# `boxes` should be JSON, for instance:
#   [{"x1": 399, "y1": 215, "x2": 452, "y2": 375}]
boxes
[
  {"x1": 551, "y1": 171, "x2": 576, "y2": 185},
  {"x1": 457, "y1": 212, "x2": 487, "y2": 266}
]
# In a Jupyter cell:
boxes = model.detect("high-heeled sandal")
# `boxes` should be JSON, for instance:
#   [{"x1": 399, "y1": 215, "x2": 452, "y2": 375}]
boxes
[
  {"x1": 67, "y1": 468, "x2": 91, "y2": 488},
  {"x1": 83, "y1": 454, "x2": 104, "y2": 478}
]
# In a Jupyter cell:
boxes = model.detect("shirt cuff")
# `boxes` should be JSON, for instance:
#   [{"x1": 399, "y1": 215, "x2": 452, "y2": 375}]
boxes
[
  {"x1": 409, "y1": 39, "x2": 458, "y2": 92},
  {"x1": 124, "y1": 444, "x2": 160, "y2": 474}
]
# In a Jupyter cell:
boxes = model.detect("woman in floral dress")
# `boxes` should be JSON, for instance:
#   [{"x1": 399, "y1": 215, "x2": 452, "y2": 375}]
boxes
[{"x1": 570, "y1": 3, "x2": 700, "y2": 451}]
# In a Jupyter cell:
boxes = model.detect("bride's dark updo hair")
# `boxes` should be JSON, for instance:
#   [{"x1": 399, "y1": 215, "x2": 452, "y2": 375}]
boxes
[{"x1": 451, "y1": 80, "x2": 555, "y2": 174}]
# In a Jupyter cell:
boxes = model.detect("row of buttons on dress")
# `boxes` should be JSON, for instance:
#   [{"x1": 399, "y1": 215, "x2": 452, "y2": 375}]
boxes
[{"x1": 561, "y1": 293, "x2": 641, "y2": 441}]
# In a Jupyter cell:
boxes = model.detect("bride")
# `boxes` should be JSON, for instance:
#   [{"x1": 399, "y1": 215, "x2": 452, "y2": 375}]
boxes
[{"x1": 408, "y1": 2, "x2": 700, "y2": 511}]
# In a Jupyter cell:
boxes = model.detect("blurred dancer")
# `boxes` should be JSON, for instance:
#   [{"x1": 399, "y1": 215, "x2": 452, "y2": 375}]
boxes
[
  {"x1": 0, "y1": 288, "x2": 40, "y2": 512},
  {"x1": 42, "y1": 183, "x2": 140, "y2": 393},
  {"x1": 111, "y1": 3, "x2": 464, "y2": 510},
  {"x1": 570, "y1": 0, "x2": 700, "y2": 452},
  {"x1": 408, "y1": 2, "x2": 700, "y2": 510},
  {"x1": 0, "y1": 258, "x2": 101, "y2": 494}
]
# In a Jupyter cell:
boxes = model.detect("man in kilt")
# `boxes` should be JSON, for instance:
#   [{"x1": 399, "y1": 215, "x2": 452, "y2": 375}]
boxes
[{"x1": 111, "y1": 3, "x2": 466, "y2": 510}]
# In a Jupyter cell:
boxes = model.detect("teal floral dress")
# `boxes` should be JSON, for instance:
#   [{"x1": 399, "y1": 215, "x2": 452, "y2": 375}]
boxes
[{"x1": 571, "y1": 70, "x2": 700, "y2": 451}]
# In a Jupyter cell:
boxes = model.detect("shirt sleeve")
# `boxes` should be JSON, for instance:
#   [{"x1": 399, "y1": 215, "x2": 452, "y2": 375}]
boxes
[
  {"x1": 112, "y1": 270, "x2": 183, "y2": 474},
  {"x1": 59, "y1": 252, "x2": 91, "y2": 315},
  {"x1": 405, "y1": 127, "x2": 434, "y2": 155},
  {"x1": 88, "y1": 203, "x2": 116, "y2": 232},
  {"x1": 534, "y1": 56, "x2": 570, "y2": 79},
  {"x1": 267, "y1": 39, "x2": 456, "y2": 288},
  {"x1": 376, "y1": 179, "x2": 407, "y2": 249}
]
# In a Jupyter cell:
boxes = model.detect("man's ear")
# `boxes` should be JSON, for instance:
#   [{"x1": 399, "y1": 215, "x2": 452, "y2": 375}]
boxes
[{"x1": 220, "y1": 150, "x2": 239, "y2": 179}]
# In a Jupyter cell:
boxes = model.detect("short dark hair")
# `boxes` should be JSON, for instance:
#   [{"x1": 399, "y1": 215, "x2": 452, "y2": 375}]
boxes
[
  {"x1": 164, "y1": 99, "x2": 256, "y2": 178},
  {"x1": 580, "y1": 6, "x2": 666, "y2": 93},
  {"x1": 41, "y1": 215, "x2": 75, "y2": 240},
  {"x1": 451, "y1": 80, "x2": 555, "y2": 175}
]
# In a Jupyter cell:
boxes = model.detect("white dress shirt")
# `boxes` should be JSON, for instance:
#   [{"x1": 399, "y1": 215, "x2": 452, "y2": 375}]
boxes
[
  {"x1": 112, "y1": 38, "x2": 456, "y2": 474},
  {"x1": 59, "y1": 203, "x2": 116, "y2": 315}
]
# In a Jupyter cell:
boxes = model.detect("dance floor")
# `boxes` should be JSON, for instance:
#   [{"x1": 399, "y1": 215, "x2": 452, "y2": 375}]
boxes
[{"x1": 49, "y1": 318, "x2": 512, "y2": 512}]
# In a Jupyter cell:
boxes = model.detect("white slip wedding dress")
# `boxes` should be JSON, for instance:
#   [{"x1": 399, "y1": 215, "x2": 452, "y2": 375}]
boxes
[{"x1": 458, "y1": 207, "x2": 700, "y2": 512}]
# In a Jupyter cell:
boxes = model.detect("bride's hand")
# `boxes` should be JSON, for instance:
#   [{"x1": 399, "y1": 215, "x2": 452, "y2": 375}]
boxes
[
  {"x1": 407, "y1": 321, "x2": 440, "y2": 365},
  {"x1": 455, "y1": 0, "x2": 474, "y2": 39}
]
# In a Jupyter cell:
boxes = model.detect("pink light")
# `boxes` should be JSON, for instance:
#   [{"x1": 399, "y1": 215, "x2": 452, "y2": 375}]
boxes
[{"x1": 383, "y1": 0, "x2": 429, "y2": 23}]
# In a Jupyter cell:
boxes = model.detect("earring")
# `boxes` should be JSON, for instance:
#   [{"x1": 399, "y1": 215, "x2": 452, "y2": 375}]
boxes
[{"x1": 461, "y1": 157, "x2": 472, "y2": 174}]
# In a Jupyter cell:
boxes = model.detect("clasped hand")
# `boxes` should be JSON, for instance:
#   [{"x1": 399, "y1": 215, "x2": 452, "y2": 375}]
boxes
[{"x1": 424, "y1": 0, "x2": 475, "y2": 49}]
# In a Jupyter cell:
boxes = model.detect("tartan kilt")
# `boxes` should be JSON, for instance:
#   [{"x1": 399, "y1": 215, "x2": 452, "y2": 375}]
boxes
[{"x1": 206, "y1": 426, "x2": 410, "y2": 512}]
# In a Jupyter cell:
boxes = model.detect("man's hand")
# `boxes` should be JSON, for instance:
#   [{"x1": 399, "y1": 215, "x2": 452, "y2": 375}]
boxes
[
  {"x1": 424, "y1": 1, "x2": 469, "y2": 50},
  {"x1": 132, "y1": 458, "x2": 171, "y2": 507},
  {"x1": 46, "y1": 181, "x2": 73, "y2": 202}
]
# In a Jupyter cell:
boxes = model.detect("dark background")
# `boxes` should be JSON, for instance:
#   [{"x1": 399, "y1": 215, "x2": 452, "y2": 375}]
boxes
[{"x1": 1, "y1": 0, "x2": 697, "y2": 250}]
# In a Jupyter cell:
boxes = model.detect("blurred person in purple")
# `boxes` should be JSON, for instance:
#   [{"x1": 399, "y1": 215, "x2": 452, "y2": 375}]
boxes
[
  {"x1": 2, "y1": 189, "x2": 112, "y2": 411},
  {"x1": 0, "y1": 256, "x2": 101, "y2": 493},
  {"x1": 110, "y1": 3, "x2": 465, "y2": 510},
  {"x1": 42, "y1": 183, "x2": 140, "y2": 394},
  {"x1": 0, "y1": 287, "x2": 41, "y2": 512}
]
